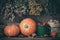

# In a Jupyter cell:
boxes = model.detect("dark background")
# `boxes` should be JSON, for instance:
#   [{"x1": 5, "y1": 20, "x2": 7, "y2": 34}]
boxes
[{"x1": 0, "y1": 0, "x2": 60, "y2": 22}]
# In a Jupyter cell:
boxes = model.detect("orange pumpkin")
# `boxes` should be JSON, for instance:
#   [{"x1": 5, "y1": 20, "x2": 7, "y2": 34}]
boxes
[
  {"x1": 19, "y1": 18, "x2": 36, "y2": 36},
  {"x1": 4, "y1": 24, "x2": 20, "y2": 36},
  {"x1": 51, "y1": 32, "x2": 56, "y2": 37}
]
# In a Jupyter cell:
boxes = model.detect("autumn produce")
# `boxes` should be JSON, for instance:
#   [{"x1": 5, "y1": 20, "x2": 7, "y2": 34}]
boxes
[
  {"x1": 4, "y1": 24, "x2": 20, "y2": 36},
  {"x1": 19, "y1": 18, "x2": 36, "y2": 36}
]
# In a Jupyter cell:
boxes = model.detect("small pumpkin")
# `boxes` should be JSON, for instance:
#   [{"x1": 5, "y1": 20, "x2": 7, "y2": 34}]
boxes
[
  {"x1": 51, "y1": 32, "x2": 56, "y2": 37},
  {"x1": 4, "y1": 24, "x2": 20, "y2": 36},
  {"x1": 19, "y1": 18, "x2": 36, "y2": 36}
]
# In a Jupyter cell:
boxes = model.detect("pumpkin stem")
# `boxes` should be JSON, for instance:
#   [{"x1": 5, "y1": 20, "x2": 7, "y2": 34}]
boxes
[{"x1": 25, "y1": 24, "x2": 28, "y2": 29}]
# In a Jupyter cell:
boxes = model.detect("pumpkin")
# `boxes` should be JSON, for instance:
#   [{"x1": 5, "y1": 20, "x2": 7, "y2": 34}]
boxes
[
  {"x1": 51, "y1": 32, "x2": 56, "y2": 37},
  {"x1": 19, "y1": 18, "x2": 36, "y2": 36},
  {"x1": 4, "y1": 24, "x2": 20, "y2": 36}
]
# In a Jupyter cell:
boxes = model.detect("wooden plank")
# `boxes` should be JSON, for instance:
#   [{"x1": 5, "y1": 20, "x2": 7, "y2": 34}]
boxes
[{"x1": 1, "y1": 37, "x2": 60, "y2": 40}]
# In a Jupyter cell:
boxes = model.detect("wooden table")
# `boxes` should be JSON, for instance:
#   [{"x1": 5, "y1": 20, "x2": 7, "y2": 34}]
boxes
[{"x1": 1, "y1": 37, "x2": 60, "y2": 40}]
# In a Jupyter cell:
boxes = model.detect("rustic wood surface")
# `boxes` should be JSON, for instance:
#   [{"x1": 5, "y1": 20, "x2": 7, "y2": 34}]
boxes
[{"x1": 0, "y1": 37, "x2": 60, "y2": 40}]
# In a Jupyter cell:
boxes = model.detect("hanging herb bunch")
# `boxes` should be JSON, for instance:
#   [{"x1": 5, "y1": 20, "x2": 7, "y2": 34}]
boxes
[
  {"x1": 1, "y1": 0, "x2": 27, "y2": 23},
  {"x1": 28, "y1": 0, "x2": 49, "y2": 17},
  {"x1": 29, "y1": 0, "x2": 43, "y2": 16}
]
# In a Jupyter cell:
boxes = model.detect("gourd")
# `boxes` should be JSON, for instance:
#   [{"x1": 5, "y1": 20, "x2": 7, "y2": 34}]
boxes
[
  {"x1": 4, "y1": 24, "x2": 20, "y2": 36},
  {"x1": 19, "y1": 18, "x2": 36, "y2": 36}
]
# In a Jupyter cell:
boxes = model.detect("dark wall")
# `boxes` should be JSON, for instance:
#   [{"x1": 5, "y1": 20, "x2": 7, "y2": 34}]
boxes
[{"x1": 0, "y1": 0, "x2": 60, "y2": 23}]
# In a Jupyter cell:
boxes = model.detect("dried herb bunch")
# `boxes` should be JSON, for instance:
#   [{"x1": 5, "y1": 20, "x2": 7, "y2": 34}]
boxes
[
  {"x1": 1, "y1": 0, "x2": 27, "y2": 22},
  {"x1": 29, "y1": 0, "x2": 43, "y2": 16}
]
